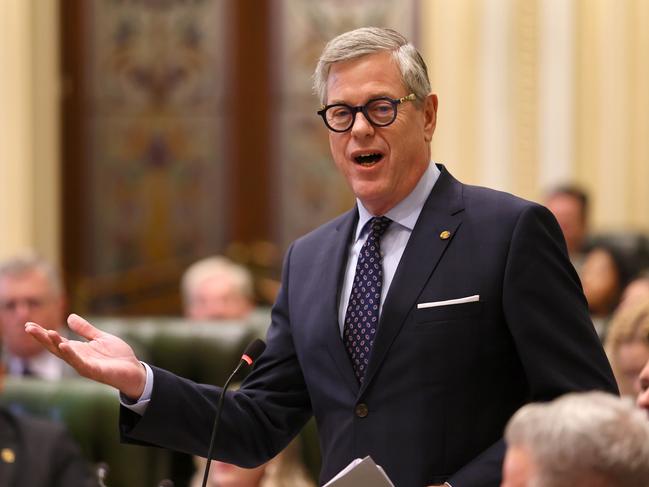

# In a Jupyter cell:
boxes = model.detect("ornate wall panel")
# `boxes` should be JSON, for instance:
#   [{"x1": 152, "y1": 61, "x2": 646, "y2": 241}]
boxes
[{"x1": 78, "y1": 0, "x2": 230, "y2": 312}]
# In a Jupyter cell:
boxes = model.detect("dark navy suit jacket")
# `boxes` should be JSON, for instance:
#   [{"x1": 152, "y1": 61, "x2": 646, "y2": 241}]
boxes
[
  {"x1": 0, "y1": 408, "x2": 97, "y2": 487},
  {"x1": 121, "y1": 165, "x2": 617, "y2": 487}
]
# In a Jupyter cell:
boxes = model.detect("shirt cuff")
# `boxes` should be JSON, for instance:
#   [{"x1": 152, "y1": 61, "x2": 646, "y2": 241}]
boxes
[{"x1": 119, "y1": 362, "x2": 154, "y2": 415}]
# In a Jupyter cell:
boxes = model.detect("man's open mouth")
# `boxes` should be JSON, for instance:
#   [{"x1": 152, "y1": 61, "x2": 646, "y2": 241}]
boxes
[{"x1": 354, "y1": 153, "x2": 384, "y2": 166}]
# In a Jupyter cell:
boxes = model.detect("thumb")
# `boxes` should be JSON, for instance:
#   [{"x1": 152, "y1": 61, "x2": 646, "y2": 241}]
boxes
[{"x1": 67, "y1": 314, "x2": 103, "y2": 341}]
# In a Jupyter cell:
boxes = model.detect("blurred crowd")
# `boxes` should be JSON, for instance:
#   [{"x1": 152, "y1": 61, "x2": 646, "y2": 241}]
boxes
[
  {"x1": 0, "y1": 253, "x2": 312, "y2": 487},
  {"x1": 1, "y1": 183, "x2": 649, "y2": 486}
]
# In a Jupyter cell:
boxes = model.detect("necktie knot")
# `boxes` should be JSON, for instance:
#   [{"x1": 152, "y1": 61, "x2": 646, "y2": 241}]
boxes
[{"x1": 368, "y1": 216, "x2": 392, "y2": 240}]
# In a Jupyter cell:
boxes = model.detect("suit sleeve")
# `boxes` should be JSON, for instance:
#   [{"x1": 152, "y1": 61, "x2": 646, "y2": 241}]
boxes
[
  {"x1": 120, "y1": 243, "x2": 313, "y2": 467},
  {"x1": 447, "y1": 203, "x2": 617, "y2": 486}
]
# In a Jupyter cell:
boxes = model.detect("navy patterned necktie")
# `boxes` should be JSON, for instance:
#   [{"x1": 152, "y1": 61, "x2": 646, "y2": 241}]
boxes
[{"x1": 344, "y1": 216, "x2": 392, "y2": 383}]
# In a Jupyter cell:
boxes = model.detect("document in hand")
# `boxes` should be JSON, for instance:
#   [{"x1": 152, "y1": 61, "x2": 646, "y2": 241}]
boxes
[{"x1": 323, "y1": 456, "x2": 395, "y2": 487}]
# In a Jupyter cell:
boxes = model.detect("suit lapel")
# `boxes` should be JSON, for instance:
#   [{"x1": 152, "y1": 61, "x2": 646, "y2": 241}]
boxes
[
  {"x1": 321, "y1": 208, "x2": 362, "y2": 394},
  {"x1": 360, "y1": 166, "x2": 465, "y2": 393}
]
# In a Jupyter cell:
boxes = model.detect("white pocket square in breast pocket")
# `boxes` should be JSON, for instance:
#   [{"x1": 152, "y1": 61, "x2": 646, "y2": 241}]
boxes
[{"x1": 417, "y1": 294, "x2": 480, "y2": 309}]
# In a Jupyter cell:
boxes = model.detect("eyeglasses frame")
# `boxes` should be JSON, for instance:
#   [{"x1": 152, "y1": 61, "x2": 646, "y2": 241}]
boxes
[{"x1": 317, "y1": 93, "x2": 417, "y2": 133}]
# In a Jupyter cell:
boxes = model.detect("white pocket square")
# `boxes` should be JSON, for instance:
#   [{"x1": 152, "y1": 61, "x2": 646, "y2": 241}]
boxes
[{"x1": 417, "y1": 294, "x2": 480, "y2": 309}]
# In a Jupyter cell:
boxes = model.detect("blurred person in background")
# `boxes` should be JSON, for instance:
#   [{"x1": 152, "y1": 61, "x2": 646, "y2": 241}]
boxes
[
  {"x1": 182, "y1": 256, "x2": 255, "y2": 321},
  {"x1": 618, "y1": 271, "x2": 649, "y2": 313},
  {"x1": 580, "y1": 244, "x2": 633, "y2": 339},
  {"x1": 182, "y1": 257, "x2": 311, "y2": 486},
  {"x1": 0, "y1": 254, "x2": 75, "y2": 380},
  {"x1": 604, "y1": 301, "x2": 649, "y2": 396},
  {"x1": 545, "y1": 185, "x2": 590, "y2": 271},
  {"x1": 635, "y1": 347, "x2": 649, "y2": 414},
  {"x1": 501, "y1": 391, "x2": 649, "y2": 487},
  {"x1": 0, "y1": 346, "x2": 97, "y2": 487},
  {"x1": 190, "y1": 437, "x2": 314, "y2": 487}
]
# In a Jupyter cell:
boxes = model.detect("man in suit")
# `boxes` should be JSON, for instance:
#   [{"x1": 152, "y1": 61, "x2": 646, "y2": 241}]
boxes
[
  {"x1": 0, "y1": 254, "x2": 75, "y2": 380},
  {"x1": 0, "y1": 349, "x2": 97, "y2": 487},
  {"x1": 26, "y1": 27, "x2": 616, "y2": 487}
]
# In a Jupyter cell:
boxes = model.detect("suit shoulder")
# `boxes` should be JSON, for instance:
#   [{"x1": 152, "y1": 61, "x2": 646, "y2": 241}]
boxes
[{"x1": 461, "y1": 183, "x2": 547, "y2": 219}]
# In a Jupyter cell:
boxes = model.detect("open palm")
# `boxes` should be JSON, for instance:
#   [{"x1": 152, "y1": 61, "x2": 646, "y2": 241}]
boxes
[{"x1": 25, "y1": 314, "x2": 146, "y2": 399}]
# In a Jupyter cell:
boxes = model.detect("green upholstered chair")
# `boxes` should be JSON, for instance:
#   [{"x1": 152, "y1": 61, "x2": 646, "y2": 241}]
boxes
[
  {"x1": 1, "y1": 376, "x2": 173, "y2": 487},
  {"x1": 2, "y1": 309, "x2": 322, "y2": 485}
]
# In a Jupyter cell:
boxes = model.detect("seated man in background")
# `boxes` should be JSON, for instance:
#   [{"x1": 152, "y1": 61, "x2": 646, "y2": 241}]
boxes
[
  {"x1": 181, "y1": 256, "x2": 254, "y2": 320},
  {"x1": 502, "y1": 391, "x2": 649, "y2": 487},
  {"x1": 0, "y1": 347, "x2": 97, "y2": 486},
  {"x1": 182, "y1": 257, "x2": 313, "y2": 486},
  {"x1": 545, "y1": 185, "x2": 590, "y2": 271},
  {"x1": 0, "y1": 254, "x2": 74, "y2": 380}
]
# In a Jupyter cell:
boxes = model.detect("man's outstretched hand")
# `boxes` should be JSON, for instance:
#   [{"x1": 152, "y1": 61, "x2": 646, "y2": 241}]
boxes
[{"x1": 25, "y1": 313, "x2": 147, "y2": 399}]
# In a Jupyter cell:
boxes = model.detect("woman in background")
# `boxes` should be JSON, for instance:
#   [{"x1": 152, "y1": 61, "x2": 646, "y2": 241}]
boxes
[
  {"x1": 604, "y1": 300, "x2": 649, "y2": 396},
  {"x1": 581, "y1": 245, "x2": 633, "y2": 339}
]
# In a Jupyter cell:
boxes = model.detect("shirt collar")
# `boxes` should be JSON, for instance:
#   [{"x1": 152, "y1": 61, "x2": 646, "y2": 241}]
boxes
[
  {"x1": 355, "y1": 162, "x2": 441, "y2": 240},
  {"x1": 7, "y1": 350, "x2": 62, "y2": 380}
]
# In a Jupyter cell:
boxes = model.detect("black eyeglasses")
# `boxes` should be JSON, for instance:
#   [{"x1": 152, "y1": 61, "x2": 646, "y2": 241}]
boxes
[{"x1": 317, "y1": 93, "x2": 416, "y2": 133}]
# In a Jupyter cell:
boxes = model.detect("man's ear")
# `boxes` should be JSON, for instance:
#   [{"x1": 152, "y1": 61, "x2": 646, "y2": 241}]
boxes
[{"x1": 423, "y1": 93, "x2": 438, "y2": 142}]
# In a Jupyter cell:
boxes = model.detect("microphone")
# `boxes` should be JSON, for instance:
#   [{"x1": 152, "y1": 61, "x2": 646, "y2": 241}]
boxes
[
  {"x1": 200, "y1": 339, "x2": 266, "y2": 487},
  {"x1": 96, "y1": 462, "x2": 109, "y2": 487},
  {"x1": 157, "y1": 480, "x2": 175, "y2": 487}
]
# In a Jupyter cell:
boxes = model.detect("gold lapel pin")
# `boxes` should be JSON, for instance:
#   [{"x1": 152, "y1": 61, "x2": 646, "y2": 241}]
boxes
[
  {"x1": 1, "y1": 448, "x2": 15, "y2": 463},
  {"x1": 439, "y1": 230, "x2": 451, "y2": 240}
]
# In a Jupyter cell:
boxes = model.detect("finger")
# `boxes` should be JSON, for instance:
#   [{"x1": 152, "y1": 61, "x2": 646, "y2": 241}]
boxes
[
  {"x1": 67, "y1": 313, "x2": 103, "y2": 340},
  {"x1": 46, "y1": 329, "x2": 67, "y2": 347},
  {"x1": 58, "y1": 341, "x2": 94, "y2": 378},
  {"x1": 25, "y1": 323, "x2": 64, "y2": 358}
]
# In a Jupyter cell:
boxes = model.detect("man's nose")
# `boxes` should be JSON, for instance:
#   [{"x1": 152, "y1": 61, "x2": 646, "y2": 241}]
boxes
[
  {"x1": 350, "y1": 111, "x2": 374, "y2": 138},
  {"x1": 13, "y1": 301, "x2": 32, "y2": 319}
]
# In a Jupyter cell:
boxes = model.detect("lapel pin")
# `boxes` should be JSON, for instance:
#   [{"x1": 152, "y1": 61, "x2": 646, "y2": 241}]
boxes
[
  {"x1": 1, "y1": 448, "x2": 15, "y2": 463},
  {"x1": 439, "y1": 230, "x2": 451, "y2": 240}
]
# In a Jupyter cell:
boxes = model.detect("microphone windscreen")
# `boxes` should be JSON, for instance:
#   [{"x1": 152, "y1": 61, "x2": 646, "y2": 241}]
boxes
[{"x1": 242, "y1": 338, "x2": 266, "y2": 365}]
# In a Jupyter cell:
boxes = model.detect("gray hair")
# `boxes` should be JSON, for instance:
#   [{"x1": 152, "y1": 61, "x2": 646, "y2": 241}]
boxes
[
  {"x1": 313, "y1": 27, "x2": 431, "y2": 105},
  {"x1": 181, "y1": 256, "x2": 254, "y2": 305},
  {"x1": 0, "y1": 252, "x2": 63, "y2": 297},
  {"x1": 505, "y1": 392, "x2": 649, "y2": 487}
]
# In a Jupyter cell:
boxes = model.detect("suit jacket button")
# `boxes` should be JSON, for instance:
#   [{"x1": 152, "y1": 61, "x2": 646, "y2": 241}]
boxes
[{"x1": 355, "y1": 403, "x2": 369, "y2": 418}]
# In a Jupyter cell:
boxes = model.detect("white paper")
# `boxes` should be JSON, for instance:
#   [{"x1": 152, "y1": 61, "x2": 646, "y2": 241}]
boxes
[{"x1": 323, "y1": 456, "x2": 395, "y2": 487}]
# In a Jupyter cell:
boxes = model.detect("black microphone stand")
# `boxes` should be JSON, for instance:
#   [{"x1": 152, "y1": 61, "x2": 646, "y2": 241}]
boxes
[{"x1": 200, "y1": 359, "x2": 249, "y2": 487}]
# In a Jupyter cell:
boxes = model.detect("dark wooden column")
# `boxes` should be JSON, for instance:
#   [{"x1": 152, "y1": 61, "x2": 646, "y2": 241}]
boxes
[
  {"x1": 229, "y1": 0, "x2": 273, "y2": 243},
  {"x1": 59, "y1": 0, "x2": 89, "y2": 295}
]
